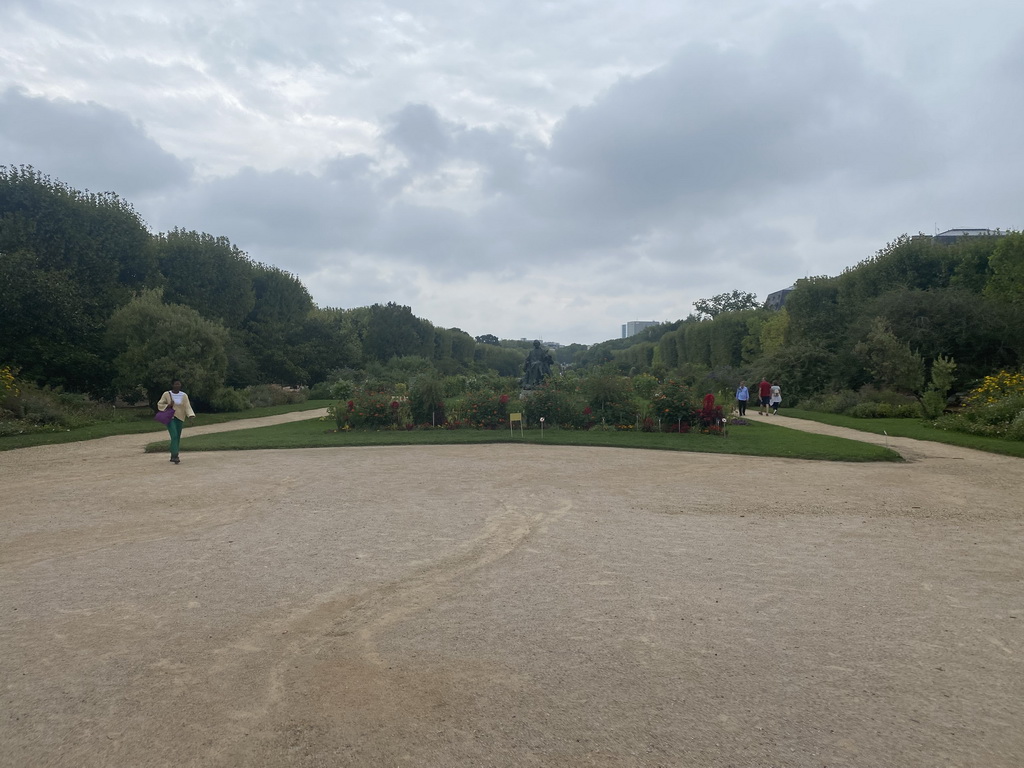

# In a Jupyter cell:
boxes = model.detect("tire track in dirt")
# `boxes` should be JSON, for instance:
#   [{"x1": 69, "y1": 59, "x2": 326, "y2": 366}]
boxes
[{"x1": 202, "y1": 499, "x2": 574, "y2": 746}]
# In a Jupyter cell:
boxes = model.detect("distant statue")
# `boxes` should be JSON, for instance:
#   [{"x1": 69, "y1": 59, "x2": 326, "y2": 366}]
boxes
[{"x1": 522, "y1": 340, "x2": 554, "y2": 389}]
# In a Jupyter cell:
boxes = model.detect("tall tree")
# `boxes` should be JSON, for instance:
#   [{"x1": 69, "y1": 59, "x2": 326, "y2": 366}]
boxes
[
  {"x1": 154, "y1": 229, "x2": 256, "y2": 328},
  {"x1": 693, "y1": 290, "x2": 759, "y2": 319},
  {"x1": 0, "y1": 166, "x2": 154, "y2": 392},
  {"x1": 362, "y1": 303, "x2": 432, "y2": 363},
  {"x1": 985, "y1": 232, "x2": 1024, "y2": 308}
]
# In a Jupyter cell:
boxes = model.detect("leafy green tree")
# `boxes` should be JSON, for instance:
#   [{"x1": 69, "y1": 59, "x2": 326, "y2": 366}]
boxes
[
  {"x1": 475, "y1": 334, "x2": 500, "y2": 345},
  {"x1": 1, "y1": 166, "x2": 155, "y2": 392},
  {"x1": 759, "y1": 342, "x2": 837, "y2": 404},
  {"x1": 866, "y1": 288, "x2": 1016, "y2": 385},
  {"x1": 758, "y1": 307, "x2": 789, "y2": 355},
  {"x1": 447, "y1": 328, "x2": 476, "y2": 367},
  {"x1": 613, "y1": 342, "x2": 655, "y2": 372},
  {"x1": 291, "y1": 308, "x2": 361, "y2": 385},
  {"x1": 853, "y1": 318, "x2": 924, "y2": 395},
  {"x1": 985, "y1": 232, "x2": 1024, "y2": 307},
  {"x1": 0, "y1": 248, "x2": 98, "y2": 385},
  {"x1": 921, "y1": 355, "x2": 957, "y2": 419},
  {"x1": 154, "y1": 229, "x2": 256, "y2": 328},
  {"x1": 657, "y1": 331, "x2": 680, "y2": 369},
  {"x1": 708, "y1": 311, "x2": 753, "y2": 367},
  {"x1": 784, "y1": 276, "x2": 844, "y2": 346},
  {"x1": 105, "y1": 290, "x2": 229, "y2": 407},
  {"x1": 474, "y1": 344, "x2": 524, "y2": 377},
  {"x1": 248, "y1": 263, "x2": 315, "y2": 325},
  {"x1": 693, "y1": 290, "x2": 759, "y2": 319},
  {"x1": 362, "y1": 302, "x2": 432, "y2": 363}
]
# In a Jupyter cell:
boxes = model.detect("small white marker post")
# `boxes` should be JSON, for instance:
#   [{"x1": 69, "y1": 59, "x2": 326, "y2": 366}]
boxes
[
  {"x1": 883, "y1": 430, "x2": 889, "y2": 450},
  {"x1": 540, "y1": 416, "x2": 545, "y2": 438}
]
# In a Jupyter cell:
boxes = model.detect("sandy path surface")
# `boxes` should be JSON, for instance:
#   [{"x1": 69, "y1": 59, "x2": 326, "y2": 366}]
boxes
[{"x1": 2, "y1": 412, "x2": 1022, "y2": 767}]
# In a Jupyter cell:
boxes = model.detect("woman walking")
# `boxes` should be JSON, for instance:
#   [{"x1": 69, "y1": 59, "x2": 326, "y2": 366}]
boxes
[{"x1": 157, "y1": 380, "x2": 195, "y2": 464}]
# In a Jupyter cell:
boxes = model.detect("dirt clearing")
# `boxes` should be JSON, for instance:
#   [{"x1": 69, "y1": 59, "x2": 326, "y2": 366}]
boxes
[{"x1": 2, "y1": 413, "x2": 1022, "y2": 767}]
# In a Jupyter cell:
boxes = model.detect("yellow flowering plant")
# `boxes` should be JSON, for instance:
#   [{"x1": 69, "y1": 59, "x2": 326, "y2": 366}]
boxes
[
  {"x1": 0, "y1": 365, "x2": 21, "y2": 402},
  {"x1": 963, "y1": 371, "x2": 1024, "y2": 407}
]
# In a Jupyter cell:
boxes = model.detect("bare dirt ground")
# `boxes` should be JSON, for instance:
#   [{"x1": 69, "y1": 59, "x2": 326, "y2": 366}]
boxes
[{"x1": 1, "y1": 412, "x2": 1022, "y2": 768}]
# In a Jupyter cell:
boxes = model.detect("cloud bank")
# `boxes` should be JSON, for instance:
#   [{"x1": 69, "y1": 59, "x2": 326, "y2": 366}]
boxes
[{"x1": 2, "y1": 0, "x2": 1021, "y2": 343}]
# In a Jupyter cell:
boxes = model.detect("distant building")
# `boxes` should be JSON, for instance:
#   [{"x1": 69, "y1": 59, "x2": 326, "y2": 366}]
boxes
[
  {"x1": 764, "y1": 287, "x2": 794, "y2": 311},
  {"x1": 933, "y1": 228, "x2": 1002, "y2": 245},
  {"x1": 622, "y1": 321, "x2": 658, "y2": 339}
]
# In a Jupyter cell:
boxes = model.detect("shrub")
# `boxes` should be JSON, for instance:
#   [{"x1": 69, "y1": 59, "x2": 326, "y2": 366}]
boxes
[
  {"x1": 525, "y1": 384, "x2": 585, "y2": 428},
  {"x1": 846, "y1": 401, "x2": 920, "y2": 418},
  {"x1": 802, "y1": 390, "x2": 861, "y2": 414},
  {"x1": 245, "y1": 384, "x2": 307, "y2": 408},
  {"x1": 464, "y1": 390, "x2": 511, "y2": 429},
  {"x1": 307, "y1": 381, "x2": 333, "y2": 400},
  {"x1": 208, "y1": 387, "x2": 252, "y2": 412},
  {"x1": 632, "y1": 372, "x2": 659, "y2": 400},
  {"x1": 963, "y1": 370, "x2": 1024, "y2": 407},
  {"x1": 409, "y1": 376, "x2": 446, "y2": 425},
  {"x1": 0, "y1": 365, "x2": 20, "y2": 403},
  {"x1": 920, "y1": 355, "x2": 957, "y2": 419},
  {"x1": 1007, "y1": 409, "x2": 1024, "y2": 441},
  {"x1": 442, "y1": 375, "x2": 470, "y2": 397},
  {"x1": 0, "y1": 382, "x2": 113, "y2": 432},
  {"x1": 346, "y1": 389, "x2": 404, "y2": 429},
  {"x1": 804, "y1": 386, "x2": 919, "y2": 418},
  {"x1": 581, "y1": 374, "x2": 641, "y2": 427},
  {"x1": 651, "y1": 379, "x2": 698, "y2": 430},
  {"x1": 932, "y1": 370, "x2": 1024, "y2": 440},
  {"x1": 697, "y1": 393, "x2": 726, "y2": 434}
]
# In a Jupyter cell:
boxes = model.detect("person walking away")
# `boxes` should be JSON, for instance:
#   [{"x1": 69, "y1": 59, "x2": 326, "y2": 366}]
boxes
[
  {"x1": 758, "y1": 377, "x2": 772, "y2": 415},
  {"x1": 735, "y1": 381, "x2": 749, "y2": 416},
  {"x1": 770, "y1": 382, "x2": 782, "y2": 415},
  {"x1": 157, "y1": 379, "x2": 195, "y2": 464}
]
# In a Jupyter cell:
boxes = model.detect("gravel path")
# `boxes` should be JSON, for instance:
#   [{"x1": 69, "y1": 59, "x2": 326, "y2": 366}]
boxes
[{"x1": 2, "y1": 412, "x2": 1022, "y2": 767}]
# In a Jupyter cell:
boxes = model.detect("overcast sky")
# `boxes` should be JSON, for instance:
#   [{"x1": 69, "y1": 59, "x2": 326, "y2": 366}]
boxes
[{"x1": 2, "y1": 0, "x2": 1021, "y2": 344}]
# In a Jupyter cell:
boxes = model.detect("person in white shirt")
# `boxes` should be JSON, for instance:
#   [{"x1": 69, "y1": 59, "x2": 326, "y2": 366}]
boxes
[
  {"x1": 769, "y1": 383, "x2": 782, "y2": 415},
  {"x1": 156, "y1": 379, "x2": 196, "y2": 464}
]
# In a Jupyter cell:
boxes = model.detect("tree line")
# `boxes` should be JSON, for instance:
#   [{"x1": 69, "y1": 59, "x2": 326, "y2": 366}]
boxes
[
  {"x1": 0, "y1": 166, "x2": 525, "y2": 407},
  {"x1": 572, "y1": 234, "x2": 1024, "y2": 404},
  {"x1": 4, "y1": 165, "x2": 1020, "y2": 410}
]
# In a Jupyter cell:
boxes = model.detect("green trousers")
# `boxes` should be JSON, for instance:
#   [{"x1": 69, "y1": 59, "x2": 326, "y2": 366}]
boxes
[{"x1": 167, "y1": 417, "x2": 184, "y2": 457}]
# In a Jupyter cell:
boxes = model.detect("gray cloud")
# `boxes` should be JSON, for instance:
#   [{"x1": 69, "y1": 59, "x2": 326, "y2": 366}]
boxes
[
  {"x1": 1, "y1": 0, "x2": 1022, "y2": 343},
  {"x1": 0, "y1": 89, "x2": 191, "y2": 196}
]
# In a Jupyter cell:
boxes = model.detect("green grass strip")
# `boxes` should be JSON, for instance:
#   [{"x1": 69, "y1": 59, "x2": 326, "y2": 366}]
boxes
[
  {"x1": 146, "y1": 415, "x2": 901, "y2": 462},
  {"x1": 784, "y1": 409, "x2": 1024, "y2": 459},
  {"x1": 0, "y1": 401, "x2": 331, "y2": 452}
]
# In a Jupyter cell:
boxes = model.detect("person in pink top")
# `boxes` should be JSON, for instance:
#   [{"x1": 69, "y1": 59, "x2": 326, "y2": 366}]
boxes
[{"x1": 757, "y1": 377, "x2": 772, "y2": 415}]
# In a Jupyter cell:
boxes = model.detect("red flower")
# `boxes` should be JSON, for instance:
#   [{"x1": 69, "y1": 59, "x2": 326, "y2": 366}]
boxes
[{"x1": 499, "y1": 394, "x2": 510, "y2": 404}]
